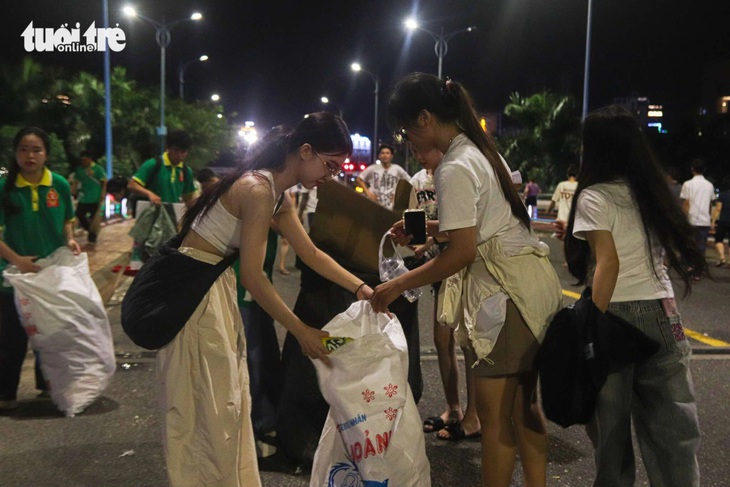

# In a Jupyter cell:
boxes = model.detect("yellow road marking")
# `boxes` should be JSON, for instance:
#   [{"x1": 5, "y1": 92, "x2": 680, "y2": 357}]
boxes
[{"x1": 561, "y1": 289, "x2": 730, "y2": 347}]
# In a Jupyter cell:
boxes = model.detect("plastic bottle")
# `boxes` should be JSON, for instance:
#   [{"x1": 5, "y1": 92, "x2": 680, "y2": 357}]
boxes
[{"x1": 379, "y1": 258, "x2": 422, "y2": 303}]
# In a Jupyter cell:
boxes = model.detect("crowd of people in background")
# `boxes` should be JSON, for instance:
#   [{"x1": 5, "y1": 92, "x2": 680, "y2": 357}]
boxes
[{"x1": 3, "y1": 71, "x2": 730, "y2": 487}]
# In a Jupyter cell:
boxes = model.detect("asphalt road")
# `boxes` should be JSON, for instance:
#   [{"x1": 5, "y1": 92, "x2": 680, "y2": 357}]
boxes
[{"x1": 1, "y1": 231, "x2": 729, "y2": 486}]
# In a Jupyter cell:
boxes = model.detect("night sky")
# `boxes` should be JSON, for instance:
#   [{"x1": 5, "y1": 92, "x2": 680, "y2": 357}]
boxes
[{"x1": 2, "y1": 0, "x2": 729, "y2": 139}]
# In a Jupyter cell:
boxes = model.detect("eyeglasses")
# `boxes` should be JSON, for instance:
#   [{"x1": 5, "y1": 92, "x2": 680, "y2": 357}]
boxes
[
  {"x1": 393, "y1": 127, "x2": 408, "y2": 144},
  {"x1": 314, "y1": 151, "x2": 341, "y2": 177}
]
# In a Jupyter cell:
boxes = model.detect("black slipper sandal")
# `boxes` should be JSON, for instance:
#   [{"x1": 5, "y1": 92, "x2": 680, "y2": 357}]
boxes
[
  {"x1": 423, "y1": 416, "x2": 446, "y2": 433},
  {"x1": 437, "y1": 420, "x2": 481, "y2": 442}
]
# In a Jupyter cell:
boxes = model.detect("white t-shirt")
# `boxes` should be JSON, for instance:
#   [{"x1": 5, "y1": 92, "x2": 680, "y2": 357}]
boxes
[
  {"x1": 358, "y1": 163, "x2": 410, "y2": 209},
  {"x1": 409, "y1": 169, "x2": 438, "y2": 220},
  {"x1": 573, "y1": 181, "x2": 673, "y2": 301},
  {"x1": 680, "y1": 174, "x2": 715, "y2": 227},
  {"x1": 551, "y1": 180, "x2": 578, "y2": 222},
  {"x1": 435, "y1": 134, "x2": 530, "y2": 245},
  {"x1": 300, "y1": 186, "x2": 318, "y2": 215}
]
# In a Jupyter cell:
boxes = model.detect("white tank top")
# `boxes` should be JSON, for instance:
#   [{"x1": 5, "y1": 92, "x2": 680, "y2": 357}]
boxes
[{"x1": 190, "y1": 170, "x2": 282, "y2": 255}]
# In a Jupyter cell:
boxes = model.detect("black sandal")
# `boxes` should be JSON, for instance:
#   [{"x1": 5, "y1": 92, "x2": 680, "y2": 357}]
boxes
[
  {"x1": 422, "y1": 416, "x2": 446, "y2": 433},
  {"x1": 437, "y1": 420, "x2": 481, "y2": 442}
]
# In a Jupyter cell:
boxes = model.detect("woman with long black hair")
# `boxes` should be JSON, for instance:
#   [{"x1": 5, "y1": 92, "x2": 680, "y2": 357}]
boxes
[
  {"x1": 565, "y1": 105, "x2": 703, "y2": 486},
  {"x1": 159, "y1": 112, "x2": 373, "y2": 487},
  {"x1": 371, "y1": 73, "x2": 562, "y2": 487}
]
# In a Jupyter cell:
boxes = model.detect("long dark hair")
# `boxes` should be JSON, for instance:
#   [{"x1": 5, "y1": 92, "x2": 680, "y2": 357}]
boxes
[
  {"x1": 3, "y1": 127, "x2": 52, "y2": 215},
  {"x1": 387, "y1": 72, "x2": 530, "y2": 229},
  {"x1": 180, "y1": 112, "x2": 352, "y2": 234},
  {"x1": 565, "y1": 105, "x2": 706, "y2": 293}
]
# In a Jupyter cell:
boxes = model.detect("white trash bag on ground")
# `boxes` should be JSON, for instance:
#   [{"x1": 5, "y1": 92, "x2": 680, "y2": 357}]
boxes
[
  {"x1": 309, "y1": 300, "x2": 431, "y2": 487},
  {"x1": 3, "y1": 247, "x2": 116, "y2": 416}
]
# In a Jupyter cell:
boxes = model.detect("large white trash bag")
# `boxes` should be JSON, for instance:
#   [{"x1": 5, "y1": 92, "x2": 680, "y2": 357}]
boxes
[
  {"x1": 3, "y1": 247, "x2": 116, "y2": 416},
  {"x1": 309, "y1": 300, "x2": 431, "y2": 487}
]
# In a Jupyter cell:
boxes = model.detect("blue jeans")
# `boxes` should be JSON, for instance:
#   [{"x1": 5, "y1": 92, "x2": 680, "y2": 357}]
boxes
[
  {"x1": 586, "y1": 299, "x2": 700, "y2": 487},
  {"x1": 240, "y1": 302, "x2": 283, "y2": 436}
]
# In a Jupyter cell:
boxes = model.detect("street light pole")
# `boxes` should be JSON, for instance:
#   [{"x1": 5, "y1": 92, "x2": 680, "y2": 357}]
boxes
[
  {"x1": 582, "y1": 0, "x2": 594, "y2": 121},
  {"x1": 351, "y1": 63, "x2": 380, "y2": 164},
  {"x1": 179, "y1": 55, "x2": 209, "y2": 99},
  {"x1": 405, "y1": 19, "x2": 477, "y2": 79},
  {"x1": 123, "y1": 7, "x2": 202, "y2": 155}
]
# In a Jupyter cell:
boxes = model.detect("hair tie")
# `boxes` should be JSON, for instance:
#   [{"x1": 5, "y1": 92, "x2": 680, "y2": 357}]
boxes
[{"x1": 442, "y1": 77, "x2": 455, "y2": 98}]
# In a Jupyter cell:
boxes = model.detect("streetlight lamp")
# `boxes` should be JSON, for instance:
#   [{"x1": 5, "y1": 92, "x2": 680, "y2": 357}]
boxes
[
  {"x1": 123, "y1": 5, "x2": 202, "y2": 154},
  {"x1": 210, "y1": 93, "x2": 220, "y2": 102},
  {"x1": 582, "y1": 0, "x2": 594, "y2": 121},
  {"x1": 179, "y1": 54, "x2": 208, "y2": 99},
  {"x1": 351, "y1": 62, "x2": 379, "y2": 164},
  {"x1": 404, "y1": 18, "x2": 477, "y2": 79},
  {"x1": 320, "y1": 96, "x2": 343, "y2": 118}
]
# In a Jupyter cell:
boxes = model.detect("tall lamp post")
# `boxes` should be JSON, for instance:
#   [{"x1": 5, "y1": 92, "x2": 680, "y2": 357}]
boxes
[
  {"x1": 404, "y1": 18, "x2": 476, "y2": 79},
  {"x1": 179, "y1": 54, "x2": 208, "y2": 99},
  {"x1": 582, "y1": 0, "x2": 594, "y2": 121},
  {"x1": 123, "y1": 6, "x2": 202, "y2": 155},
  {"x1": 351, "y1": 63, "x2": 379, "y2": 164}
]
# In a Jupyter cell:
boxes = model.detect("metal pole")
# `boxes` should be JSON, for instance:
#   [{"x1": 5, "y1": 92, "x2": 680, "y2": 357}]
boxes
[
  {"x1": 179, "y1": 63, "x2": 184, "y2": 99},
  {"x1": 160, "y1": 43, "x2": 166, "y2": 155},
  {"x1": 373, "y1": 75, "x2": 379, "y2": 165},
  {"x1": 103, "y1": 0, "x2": 113, "y2": 178},
  {"x1": 582, "y1": 0, "x2": 594, "y2": 121},
  {"x1": 437, "y1": 27, "x2": 445, "y2": 79}
]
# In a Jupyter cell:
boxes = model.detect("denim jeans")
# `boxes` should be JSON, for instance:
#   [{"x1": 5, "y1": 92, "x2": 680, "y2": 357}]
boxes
[
  {"x1": 240, "y1": 302, "x2": 283, "y2": 436},
  {"x1": 586, "y1": 299, "x2": 700, "y2": 487}
]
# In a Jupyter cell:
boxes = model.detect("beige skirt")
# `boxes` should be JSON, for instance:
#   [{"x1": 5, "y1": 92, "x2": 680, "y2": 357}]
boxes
[
  {"x1": 156, "y1": 247, "x2": 260, "y2": 487},
  {"x1": 474, "y1": 299, "x2": 540, "y2": 377}
]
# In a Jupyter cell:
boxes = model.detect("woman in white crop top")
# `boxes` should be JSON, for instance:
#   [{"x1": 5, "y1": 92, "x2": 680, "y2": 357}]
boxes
[
  {"x1": 565, "y1": 106, "x2": 705, "y2": 486},
  {"x1": 158, "y1": 113, "x2": 374, "y2": 487},
  {"x1": 371, "y1": 73, "x2": 562, "y2": 487}
]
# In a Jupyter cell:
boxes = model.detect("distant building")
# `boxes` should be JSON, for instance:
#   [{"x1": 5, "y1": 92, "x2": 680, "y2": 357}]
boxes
[{"x1": 614, "y1": 95, "x2": 667, "y2": 134}]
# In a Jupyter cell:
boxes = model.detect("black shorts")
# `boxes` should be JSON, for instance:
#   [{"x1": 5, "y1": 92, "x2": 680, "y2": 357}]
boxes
[{"x1": 716, "y1": 222, "x2": 730, "y2": 243}]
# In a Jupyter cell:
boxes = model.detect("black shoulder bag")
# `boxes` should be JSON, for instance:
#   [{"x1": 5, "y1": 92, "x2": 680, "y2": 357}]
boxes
[{"x1": 121, "y1": 233, "x2": 238, "y2": 350}]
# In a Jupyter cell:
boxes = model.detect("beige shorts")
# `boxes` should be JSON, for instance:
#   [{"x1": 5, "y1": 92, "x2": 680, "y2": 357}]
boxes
[{"x1": 474, "y1": 299, "x2": 540, "y2": 377}]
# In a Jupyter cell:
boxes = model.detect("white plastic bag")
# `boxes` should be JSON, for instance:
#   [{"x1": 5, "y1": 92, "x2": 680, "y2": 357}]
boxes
[
  {"x1": 309, "y1": 301, "x2": 431, "y2": 487},
  {"x1": 3, "y1": 247, "x2": 116, "y2": 416}
]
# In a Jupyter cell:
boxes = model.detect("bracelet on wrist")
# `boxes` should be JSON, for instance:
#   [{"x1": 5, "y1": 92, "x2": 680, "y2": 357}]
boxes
[{"x1": 354, "y1": 282, "x2": 367, "y2": 295}]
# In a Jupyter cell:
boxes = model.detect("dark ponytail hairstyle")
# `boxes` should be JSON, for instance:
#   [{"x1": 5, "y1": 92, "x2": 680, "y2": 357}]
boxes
[
  {"x1": 180, "y1": 111, "x2": 352, "y2": 235},
  {"x1": 565, "y1": 105, "x2": 706, "y2": 294},
  {"x1": 3, "y1": 127, "x2": 51, "y2": 215},
  {"x1": 387, "y1": 72, "x2": 530, "y2": 229}
]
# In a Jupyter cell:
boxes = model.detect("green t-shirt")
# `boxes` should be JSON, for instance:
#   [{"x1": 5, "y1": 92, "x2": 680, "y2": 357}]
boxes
[
  {"x1": 0, "y1": 169, "x2": 75, "y2": 292},
  {"x1": 132, "y1": 153, "x2": 196, "y2": 204},
  {"x1": 73, "y1": 162, "x2": 107, "y2": 203},
  {"x1": 234, "y1": 229, "x2": 279, "y2": 309}
]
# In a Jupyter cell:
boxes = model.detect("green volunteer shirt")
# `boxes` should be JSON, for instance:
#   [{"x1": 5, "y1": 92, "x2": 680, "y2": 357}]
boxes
[
  {"x1": 73, "y1": 162, "x2": 107, "y2": 203},
  {"x1": 234, "y1": 229, "x2": 279, "y2": 309},
  {"x1": 132, "y1": 152, "x2": 196, "y2": 204},
  {"x1": 0, "y1": 168, "x2": 75, "y2": 292}
]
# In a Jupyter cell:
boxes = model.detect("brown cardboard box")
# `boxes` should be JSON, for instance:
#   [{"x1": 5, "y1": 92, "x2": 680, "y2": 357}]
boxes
[{"x1": 309, "y1": 179, "x2": 413, "y2": 273}]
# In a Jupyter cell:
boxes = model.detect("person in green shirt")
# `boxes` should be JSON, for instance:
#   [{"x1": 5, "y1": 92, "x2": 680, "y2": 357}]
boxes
[
  {"x1": 72, "y1": 150, "x2": 107, "y2": 246},
  {"x1": 127, "y1": 129, "x2": 197, "y2": 209},
  {"x1": 0, "y1": 127, "x2": 81, "y2": 410}
]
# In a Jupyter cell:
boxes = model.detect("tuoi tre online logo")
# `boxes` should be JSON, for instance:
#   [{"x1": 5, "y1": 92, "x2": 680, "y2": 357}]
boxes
[{"x1": 21, "y1": 21, "x2": 126, "y2": 53}]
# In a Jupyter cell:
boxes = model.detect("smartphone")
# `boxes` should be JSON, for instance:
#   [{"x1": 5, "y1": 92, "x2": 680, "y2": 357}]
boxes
[{"x1": 403, "y1": 209, "x2": 427, "y2": 245}]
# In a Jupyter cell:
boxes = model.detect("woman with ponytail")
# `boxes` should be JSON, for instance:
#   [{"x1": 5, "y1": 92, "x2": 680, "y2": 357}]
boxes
[
  {"x1": 162, "y1": 112, "x2": 373, "y2": 487},
  {"x1": 565, "y1": 105, "x2": 702, "y2": 486},
  {"x1": 371, "y1": 73, "x2": 561, "y2": 486}
]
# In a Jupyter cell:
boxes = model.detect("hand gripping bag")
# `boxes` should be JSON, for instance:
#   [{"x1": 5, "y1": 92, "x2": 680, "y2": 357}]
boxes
[
  {"x1": 3, "y1": 247, "x2": 116, "y2": 416},
  {"x1": 309, "y1": 300, "x2": 431, "y2": 487}
]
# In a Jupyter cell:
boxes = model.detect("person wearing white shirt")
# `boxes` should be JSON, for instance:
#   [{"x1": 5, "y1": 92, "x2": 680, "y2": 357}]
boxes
[
  {"x1": 355, "y1": 144, "x2": 410, "y2": 209},
  {"x1": 566, "y1": 105, "x2": 703, "y2": 487},
  {"x1": 680, "y1": 158, "x2": 716, "y2": 264}
]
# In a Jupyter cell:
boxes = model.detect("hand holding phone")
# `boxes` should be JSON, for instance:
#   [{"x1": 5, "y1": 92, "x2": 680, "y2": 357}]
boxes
[{"x1": 403, "y1": 209, "x2": 427, "y2": 245}]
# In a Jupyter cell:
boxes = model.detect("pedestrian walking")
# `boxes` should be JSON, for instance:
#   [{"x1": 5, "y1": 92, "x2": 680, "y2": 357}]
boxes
[
  {"x1": 157, "y1": 112, "x2": 374, "y2": 487},
  {"x1": 370, "y1": 73, "x2": 562, "y2": 487},
  {"x1": 565, "y1": 105, "x2": 704, "y2": 487},
  {"x1": 548, "y1": 164, "x2": 578, "y2": 223},
  {"x1": 0, "y1": 127, "x2": 81, "y2": 411},
  {"x1": 681, "y1": 158, "x2": 716, "y2": 279},
  {"x1": 711, "y1": 177, "x2": 730, "y2": 268},
  {"x1": 72, "y1": 150, "x2": 107, "y2": 249},
  {"x1": 523, "y1": 177, "x2": 541, "y2": 219}
]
